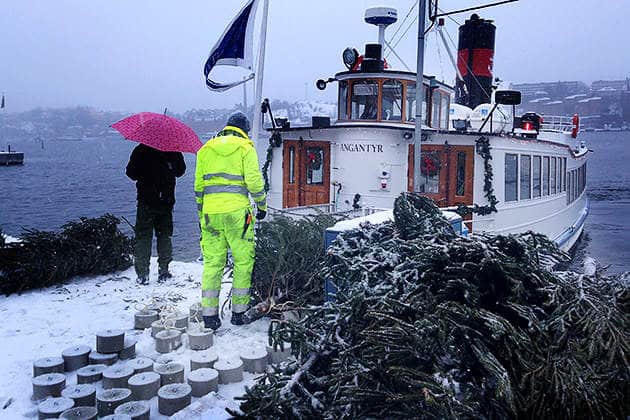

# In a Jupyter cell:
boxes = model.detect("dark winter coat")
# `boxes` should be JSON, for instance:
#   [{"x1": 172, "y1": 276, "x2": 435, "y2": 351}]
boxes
[{"x1": 126, "y1": 144, "x2": 186, "y2": 208}]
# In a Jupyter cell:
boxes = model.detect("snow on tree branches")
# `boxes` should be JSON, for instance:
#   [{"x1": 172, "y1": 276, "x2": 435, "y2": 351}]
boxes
[{"x1": 232, "y1": 193, "x2": 629, "y2": 419}]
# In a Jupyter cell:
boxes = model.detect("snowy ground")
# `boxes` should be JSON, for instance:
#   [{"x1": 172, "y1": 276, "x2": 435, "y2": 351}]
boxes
[{"x1": 0, "y1": 258, "x2": 270, "y2": 419}]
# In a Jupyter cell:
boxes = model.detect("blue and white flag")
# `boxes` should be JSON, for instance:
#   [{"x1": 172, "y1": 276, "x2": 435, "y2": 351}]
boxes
[{"x1": 204, "y1": 0, "x2": 259, "y2": 92}]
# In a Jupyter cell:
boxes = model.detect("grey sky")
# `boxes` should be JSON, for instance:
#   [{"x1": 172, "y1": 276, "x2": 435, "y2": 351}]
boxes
[{"x1": 1, "y1": 0, "x2": 628, "y2": 113}]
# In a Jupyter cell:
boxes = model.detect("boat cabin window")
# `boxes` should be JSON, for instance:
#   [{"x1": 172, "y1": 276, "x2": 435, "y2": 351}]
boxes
[
  {"x1": 381, "y1": 80, "x2": 403, "y2": 121},
  {"x1": 338, "y1": 81, "x2": 349, "y2": 120},
  {"x1": 505, "y1": 154, "x2": 518, "y2": 202},
  {"x1": 288, "y1": 147, "x2": 295, "y2": 184},
  {"x1": 456, "y1": 151, "x2": 466, "y2": 196},
  {"x1": 305, "y1": 147, "x2": 324, "y2": 184},
  {"x1": 533, "y1": 156, "x2": 541, "y2": 198},
  {"x1": 351, "y1": 80, "x2": 378, "y2": 120},
  {"x1": 520, "y1": 155, "x2": 531, "y2": 200},
  {"x1": 542, "y1": 157, "x2": 550, "y2": 196}
]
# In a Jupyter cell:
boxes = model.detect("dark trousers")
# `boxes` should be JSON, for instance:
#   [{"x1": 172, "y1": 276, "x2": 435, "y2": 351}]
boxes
[{"x1": 134, "y1": 201, "x2": 173, "y2": 277}]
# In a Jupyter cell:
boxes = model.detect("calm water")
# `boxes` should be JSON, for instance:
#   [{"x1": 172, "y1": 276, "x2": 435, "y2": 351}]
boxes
[{"x1": 1, "y1": 133, "x2": 629, "y2": 272}]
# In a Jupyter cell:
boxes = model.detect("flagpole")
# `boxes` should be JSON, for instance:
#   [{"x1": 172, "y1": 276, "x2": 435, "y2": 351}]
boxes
[
  {"x1": 413, "y1": 0, "x2": 427, "y2": 193},
  {"x1": 251, "y1": 0, "x2": 269, "y2": 148}
]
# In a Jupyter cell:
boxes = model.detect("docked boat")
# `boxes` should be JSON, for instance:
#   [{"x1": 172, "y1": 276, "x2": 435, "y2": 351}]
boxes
[
  {"x1": 260, "y1": 8, "x2": 588, "y2": 251},
  {"x1": 0, "y1": 144, "x2": 24, "y2": 165}
]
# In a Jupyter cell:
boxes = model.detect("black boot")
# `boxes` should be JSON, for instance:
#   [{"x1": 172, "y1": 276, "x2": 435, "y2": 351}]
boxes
[
  {"x1": 203, "y1": 315, "x2": 221, "y2": 331},
  {"x1": 157, "y1": 271, "x2": 172, "y2": 283},
  {"x1": 231, "y1": 308, "x2": 257, "y2": 326}
]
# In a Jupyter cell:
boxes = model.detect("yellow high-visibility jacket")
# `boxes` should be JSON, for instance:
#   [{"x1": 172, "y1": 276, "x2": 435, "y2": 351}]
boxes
[{"x1": 194, "y1": 126, "x2": 267, "y2": 219}]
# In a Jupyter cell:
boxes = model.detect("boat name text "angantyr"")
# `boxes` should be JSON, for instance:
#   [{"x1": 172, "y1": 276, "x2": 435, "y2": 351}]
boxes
[{"x1": 339, "y1": 143, "x2": 384, "y2": 153}]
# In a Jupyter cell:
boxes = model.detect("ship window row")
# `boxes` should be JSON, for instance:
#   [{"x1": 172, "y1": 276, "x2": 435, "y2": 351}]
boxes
[
  {"x1": 505, "y1": 154, "x2": 568, "y2": 202},
  {"x1": 566, "y1": 163, "x2": 586, "y2": 204},
  {"x1": 338, "y1": 79, "x2": 450, "y2": 130}
]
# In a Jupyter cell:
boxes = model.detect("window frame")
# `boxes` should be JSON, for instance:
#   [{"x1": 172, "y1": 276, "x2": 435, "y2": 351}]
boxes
[
  {"x1": 520, "y1": 154, "x2": 531, "y2": 200},
  {"x1": 504, "y1": 153, "x2": 519, "y2": 202}
]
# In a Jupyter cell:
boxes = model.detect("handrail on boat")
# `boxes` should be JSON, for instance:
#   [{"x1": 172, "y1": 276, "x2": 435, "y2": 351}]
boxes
[{"x1": 540, "y1": 115, "x2": 574, "y2": 132}]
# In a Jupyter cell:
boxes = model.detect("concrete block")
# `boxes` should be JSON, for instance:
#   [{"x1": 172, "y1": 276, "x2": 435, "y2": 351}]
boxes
[
  {"x1": 114, "y1": 401, "x2": 150, "y2": 420},
  {"x1": 96, "y1": 388, "x2": 132, "y2": 417},
  {"x1": 118, "y1": 337, "x2": 137, "y2": 360},
  {"x1": 214, "y1": 359, "x2": 243, "y2": 384},
  {"x1": 134, "y1": 310, "x2": 158, "y2": 330},
  {"x1": 155, "y1": 329, "x2": 182, "y2": 353},
  {"x1": 96, "y1": 329, "x2": 125, "y2": 354},
  {"x1": 189, "y1": 303, "x2": 202, "y2": 323},
  {"x1": 102, "y1": 365, "x2": 134, "y2": 389},
  {"x1": 33, "y1": 357, "x2": 64, "y2": 377},
  {"x1": 38, "y1": 397, "x2": 74, "y2": 419},
  {"x1": 157, "y1": 383, "x2": 192, "y2": 416},
  {"x1": 240, "y1": 347, "x2": 269, "y2": 373},
  {"x1": 100, "y1": 415, "x2": 132, "y2": 420},
  {"x1": 61, "y1": 346, "x2": 91, "y2": 372},
  {"x1": 128, "y1": 371, "x2": 161, "y2": 401},
  {"x1": 88, "y1": 351, "x2": 117, "y2": 366},
  {"x1": 32, "y1": 373, "x2": 66, "y2": 400},
  {"x1": 76, "y1": 364, "x2": 107, "y2": 384},
  {"x1": 187, "y1": 329, "x2": 213, "y2": 350},
  {"x1": 173, "y1": 313, "x2": 189, "y2": 329},
  {"x1": 59, "y1": 406, "x2": 98, "y2": 419},
  {"x1": 61, "y1": 384, "x2": 96, "y2": 407},
  {"x1": 187, "y1": 368, "x2": 218, "y2": 397},
  {"x1": 150, "y1": 320, "x2": 166, "y2": 337},
  {"x1": 267, "y1": 342, "x2": 292, "y2": 364},
  {"x1": 125, "y1": 357, "x2": 153, "y2": 375},
  {"x1": 190, "y1": 350, "x2": 218, "y2": 371},
  {"x1": 154, "y1": 362, "x2": 185, "y2": 385}
]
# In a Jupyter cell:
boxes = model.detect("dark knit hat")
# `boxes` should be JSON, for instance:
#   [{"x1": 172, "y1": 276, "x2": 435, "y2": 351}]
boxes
[{"x1": 227, "y1": 111, "x2": 251, "y2": 133}]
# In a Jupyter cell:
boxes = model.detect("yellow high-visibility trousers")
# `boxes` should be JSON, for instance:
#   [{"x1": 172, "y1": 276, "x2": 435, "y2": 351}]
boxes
[{"x1": 200, "y1": 207, "x2": 254, "y2": 316}]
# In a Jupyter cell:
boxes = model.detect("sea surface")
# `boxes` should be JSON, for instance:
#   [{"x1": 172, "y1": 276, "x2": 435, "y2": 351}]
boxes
[{"x1": 1, "y1": 132, "x2": 628, "y2": 273}]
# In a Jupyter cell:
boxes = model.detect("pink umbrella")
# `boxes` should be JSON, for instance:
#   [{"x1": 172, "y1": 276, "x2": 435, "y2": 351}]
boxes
[{"x1": 112, "y1": 112, "x2": 203, "y2": 154}]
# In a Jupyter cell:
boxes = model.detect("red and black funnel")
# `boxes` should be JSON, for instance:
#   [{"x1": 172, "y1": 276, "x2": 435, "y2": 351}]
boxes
[{"x1": 455, "y1": 14, "x2": 496, "y2": 109}]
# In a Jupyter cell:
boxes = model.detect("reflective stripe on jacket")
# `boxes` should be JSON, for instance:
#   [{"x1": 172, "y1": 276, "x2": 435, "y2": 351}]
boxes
[{"x1": 194, "y1": 125, "x2": 267, "y2": 217}]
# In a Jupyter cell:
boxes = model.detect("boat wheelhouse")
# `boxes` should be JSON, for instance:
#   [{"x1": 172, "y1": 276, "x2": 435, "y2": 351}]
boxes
[{"x1": 261, "y1": 10, "x2": 588, "y2": 251}]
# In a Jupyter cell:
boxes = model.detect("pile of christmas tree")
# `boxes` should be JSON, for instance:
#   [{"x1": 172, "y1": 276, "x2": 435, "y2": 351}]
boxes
[
  {"x1": 250, "y1": 213, "x2": 338, "y2": 310},
  {"x1": 0, "y1": 214, "x2": 133, "y2": 295},
  {"x1": 234, "y1": 193, "x2": 629, "y2": 419}
]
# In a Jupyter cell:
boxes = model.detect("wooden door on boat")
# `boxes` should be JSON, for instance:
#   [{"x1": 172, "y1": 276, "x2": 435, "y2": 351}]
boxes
[
  {"x1": 407, "y1": 144, "x2": 474, "y2": 207},
  {"x1": 283, "y1": 140, "x2": 331, "y2": 208}
]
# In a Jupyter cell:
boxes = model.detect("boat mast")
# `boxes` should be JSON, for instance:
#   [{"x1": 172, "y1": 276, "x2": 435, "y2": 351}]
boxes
[
  {"x1": 251, "y1": 0, "x2": 269, "y2": 148},
  {"x1": 413, "y1": 0, "x2": 427, "y2": 192}
]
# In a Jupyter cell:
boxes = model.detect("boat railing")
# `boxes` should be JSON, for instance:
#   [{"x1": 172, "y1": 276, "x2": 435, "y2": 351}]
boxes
[
  {"x1": 269, "y1": 204, "x2": 390, "y2": 219},
  {"x1": 540, "y1": 115, "x2": 574, "y2": 133}
]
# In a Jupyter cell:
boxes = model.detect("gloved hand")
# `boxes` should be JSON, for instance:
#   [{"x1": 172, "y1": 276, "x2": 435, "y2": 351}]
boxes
[{"x1": 256, "y1": 209, "x2": 267, "y2": 220}]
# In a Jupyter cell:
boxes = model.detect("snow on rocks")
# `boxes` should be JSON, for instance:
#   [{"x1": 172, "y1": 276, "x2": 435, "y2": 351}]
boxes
[{"x1": 0, "y1": 258, "x2": 271, "y2": 418}]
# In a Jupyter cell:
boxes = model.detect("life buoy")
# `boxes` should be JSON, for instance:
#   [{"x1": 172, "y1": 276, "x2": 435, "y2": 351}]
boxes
[{"x1": 572, "y1": 114, "x2": 579, "y2": 138}]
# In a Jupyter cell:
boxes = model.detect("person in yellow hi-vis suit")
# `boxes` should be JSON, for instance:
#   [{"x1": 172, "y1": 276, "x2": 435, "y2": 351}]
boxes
[{"x1": 194, "y1": 112, "x2": 267, "y2": 330}]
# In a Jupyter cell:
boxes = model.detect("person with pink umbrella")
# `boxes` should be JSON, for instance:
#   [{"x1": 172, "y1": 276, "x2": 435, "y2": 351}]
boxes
[{"x1": 113, "y1": 112, "x2": 202, "y2": 285}]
